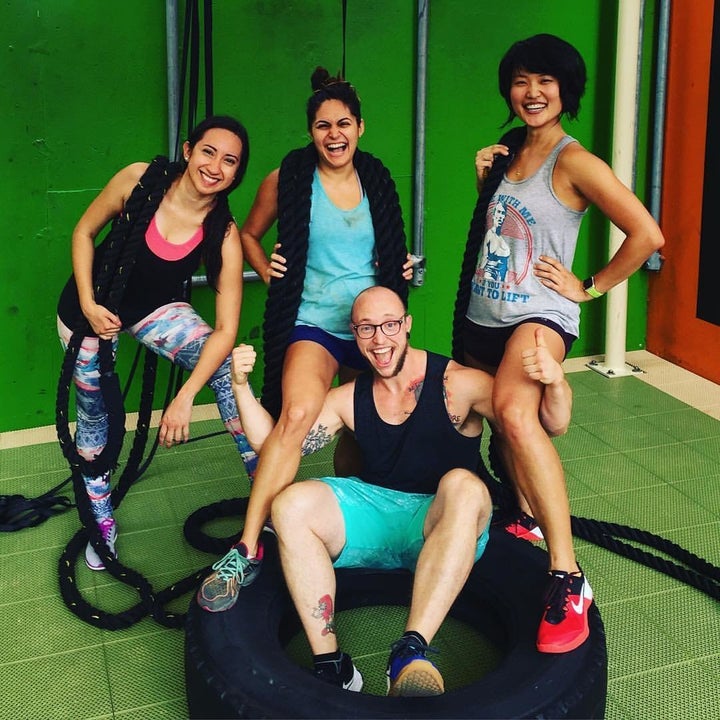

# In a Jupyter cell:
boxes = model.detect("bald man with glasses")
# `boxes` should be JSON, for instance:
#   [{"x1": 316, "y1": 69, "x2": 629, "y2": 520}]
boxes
[{"x1": 199, "y1": 285, "x2": 569, "y2": 697}]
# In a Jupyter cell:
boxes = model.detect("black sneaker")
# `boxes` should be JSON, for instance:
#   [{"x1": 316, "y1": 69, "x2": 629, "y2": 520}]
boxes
[
  {"x1": 386, "y1": 636, "x2": 444, "y2": 697},
  {"x1": 313, "y1": 652, "x2": 363, "y2": 692}
]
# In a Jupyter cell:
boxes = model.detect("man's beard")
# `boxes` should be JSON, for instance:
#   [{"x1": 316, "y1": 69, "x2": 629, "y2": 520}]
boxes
[{"x1": 372, "y1": 343, "x2": 408, "y2": 379}]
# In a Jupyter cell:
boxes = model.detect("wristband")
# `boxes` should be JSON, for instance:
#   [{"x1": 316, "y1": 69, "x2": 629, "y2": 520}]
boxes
[{"x1": 582, "y1": 276, "x2": 604, "y2": 299}]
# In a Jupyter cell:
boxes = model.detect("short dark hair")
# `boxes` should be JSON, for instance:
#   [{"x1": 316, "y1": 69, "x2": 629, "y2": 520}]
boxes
[
  {"x1": 306, "y1": 67, "x2": 362, "y2": 131},
  {"x1": 498, "y1": 34, "x2": 586, "y2": 125},
  {"x1": 186, "y1": 115, "x2": 250, "y2": 192}
]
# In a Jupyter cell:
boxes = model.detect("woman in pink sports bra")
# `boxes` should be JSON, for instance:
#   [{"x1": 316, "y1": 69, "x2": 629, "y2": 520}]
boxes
[{"x1": 56, "y1": 116, "x2": 256, "y2": 571}]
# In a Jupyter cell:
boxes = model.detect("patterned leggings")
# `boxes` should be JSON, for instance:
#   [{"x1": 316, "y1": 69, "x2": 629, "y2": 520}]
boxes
[{"x1": 58, "y1": 302, "x2": 257, "y2": 522}]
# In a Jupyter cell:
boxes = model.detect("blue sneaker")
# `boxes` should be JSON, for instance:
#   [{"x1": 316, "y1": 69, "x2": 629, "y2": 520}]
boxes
[
  {"x1": 196, "y1": 542, "x2": 263, "y2": 613},
  {"x1": 386, "y1": 636, "x2": 444, "y2": 697}
]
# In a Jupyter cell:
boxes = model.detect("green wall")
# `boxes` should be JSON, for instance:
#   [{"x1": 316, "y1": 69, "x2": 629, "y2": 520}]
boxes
[{"x1": 0, "y1": 0, "x2": 659, "y2": 433}]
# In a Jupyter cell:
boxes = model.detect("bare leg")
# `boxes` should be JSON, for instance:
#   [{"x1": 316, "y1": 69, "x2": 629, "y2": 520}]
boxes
[
  {"x1": 406, "y1": 469, "x2": 491, "y2": 642},
  {"x1": 272, "y1": 481, "x2": 347, "y2": 655},
  {"x1": 492, "y1": 324, "x2": 577, "y2": 573},
  {"x1": 239, "y1": 342, "x2": 338, "y2": 556},
  {"x1": 387, "y1": 469, "x2": 491, "y2": 697}
]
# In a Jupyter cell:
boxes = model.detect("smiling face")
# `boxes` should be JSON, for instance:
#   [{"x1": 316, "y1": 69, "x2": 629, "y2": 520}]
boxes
[
  {"x1": 183, "y1": 127, "x2": 244, "y2": 195},
  {"x1": 351, "y1": 287, "x2": 411, "y2": 379},
  {"x1": 509, "y1": 69, "x2": 563, "y2": 128},
  {"x1": 310, "y1": 99, "x2": 364, "y2": 169}
]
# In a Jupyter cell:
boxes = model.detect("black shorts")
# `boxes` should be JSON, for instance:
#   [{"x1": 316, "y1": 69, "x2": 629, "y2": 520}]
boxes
[{"x1": 462, "y1": 316, "x2": 576, "y2": 370}]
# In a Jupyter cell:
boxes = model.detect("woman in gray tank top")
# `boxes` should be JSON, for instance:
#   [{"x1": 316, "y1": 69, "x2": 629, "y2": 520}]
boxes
[{"x1": 459, "y1": 34, "x2": 665, "y2": 655}]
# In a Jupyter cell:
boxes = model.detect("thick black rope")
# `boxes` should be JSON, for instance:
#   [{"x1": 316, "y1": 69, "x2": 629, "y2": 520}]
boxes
[
  {"x1": 261, "y1": 145, "x2": 409, "y2": 419},
  {"x1": 451, "y1": 126, "x2": 525, "y2": 363},
  {"x1": 484, "y1": 438, "x2": 720, "y2": 601}
]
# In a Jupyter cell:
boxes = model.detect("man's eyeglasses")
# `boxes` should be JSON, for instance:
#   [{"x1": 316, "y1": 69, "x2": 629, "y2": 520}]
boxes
[{"x1": 351, "y1": 316, "x2": 406, "y2": 339}]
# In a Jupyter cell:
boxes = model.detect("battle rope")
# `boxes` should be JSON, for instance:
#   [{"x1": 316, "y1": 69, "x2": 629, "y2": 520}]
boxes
[
  {"x1": 261, "y1": 145, "x2": 409, "y2": 419},
  {"x1": 484, "y1": 438, "x2": 720, "y2": 601}
]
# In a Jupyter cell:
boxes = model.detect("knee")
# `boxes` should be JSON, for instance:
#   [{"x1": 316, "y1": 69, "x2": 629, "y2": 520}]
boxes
[
  {"x1": 437, "y1": 469, "x2": 491, "y2": 514},
  {"x1": 493, "y1": 398, "x2": 539, "y2": 442},
  {"x1": 271, "y1": 482, "x2": 320, "y2": 535},
  {"x1": 277, "y1": 401, "x2": 318, "y2": 441}
]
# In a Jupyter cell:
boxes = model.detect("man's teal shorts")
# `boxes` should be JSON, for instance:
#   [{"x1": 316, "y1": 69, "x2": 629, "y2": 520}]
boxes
[{"x1": 320, "y1": 475, "x2": 491, "y2": 571}]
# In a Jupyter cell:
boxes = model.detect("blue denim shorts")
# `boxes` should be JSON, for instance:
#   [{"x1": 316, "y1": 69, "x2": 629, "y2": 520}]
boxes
[{"x1": 320, "y1": 476, "x2": 491, "y2": 571}]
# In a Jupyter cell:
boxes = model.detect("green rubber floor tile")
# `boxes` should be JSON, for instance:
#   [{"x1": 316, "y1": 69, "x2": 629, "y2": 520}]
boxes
[
  {"x1": 569, "y1": 395, "x2": 634, "y2": 425},
  {"x1": 608, "y1": 660, "x2": 718, "y2": 720},
  {"x1": 603, "y1": 484, "x2": 718, "y2": 534},
  {"x1": 105, "y1": 629, "x2": 186, "y2": 713},
  {"x1": 0, "y1": 594, "x2": 105, "y2": 664},
  {"x1": 563, "y1": 472, "x2": 598, "y2": 502},
  {"x1": 600, "y1": 378, "x2": 691, "y2": 416},
  {"x1": 584, "y1": 416, "x2": 679, "y2": 452},
  {"x1": 574, "y1": 545, "x2": 686, "y2": 600},
  {"x1": 685, "y1": 434, "x2": 720, "y2": 463},
  {"x1": 640, "y1": 407, "x2": 720, "y2": 442},
  {"x1": 654, "y1": 586, "x2": 719, "y2": 657},
  {"x1": 552, "y1": 424, "x2": 617, "y2": 460},
  {"x1": 0, "y1": 442, "x2": 67, "y2": 480},
  {"x1": 623, "y1": 442, "x2": 717, "y2": 483},
  {"x1": 661, "y1": 522, "x2": 720, "y2": 566},
  {"x1": 671, "y1": 475, "x2": 720, "y2": 515},
  {"x1": 114, "y1": 697, "x2": 189, "y2": 720},
  {"x1": 3, "y1": 544, "x2": 96, "y2": 606},
  {"x1": 601, "y1": 600, "x2": 693, "y2": 679},
  {"x1": 0, "y1": 646, "x2": 113, "y2": 720},
  {"x1": 564, "y1": 453, "x2": 663, "y2": 496}
]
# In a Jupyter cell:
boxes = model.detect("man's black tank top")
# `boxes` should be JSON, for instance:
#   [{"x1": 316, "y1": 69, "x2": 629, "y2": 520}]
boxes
[{"x1": 354, "y1": 351, "x2": 482, "y2": 494}]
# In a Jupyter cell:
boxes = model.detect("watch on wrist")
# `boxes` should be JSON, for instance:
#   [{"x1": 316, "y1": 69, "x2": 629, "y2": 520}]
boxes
[{"x1": 583, "y1": 276, "x2": 604, "y2": 299}]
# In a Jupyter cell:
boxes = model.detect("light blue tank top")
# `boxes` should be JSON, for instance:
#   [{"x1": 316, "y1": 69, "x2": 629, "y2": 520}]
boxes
[
  {"x1": 466, "y1": 135, "x2": 586, "y2": 337},
  {"x1": 296, "y1": 169, "x2": 376, "y2": 339}
]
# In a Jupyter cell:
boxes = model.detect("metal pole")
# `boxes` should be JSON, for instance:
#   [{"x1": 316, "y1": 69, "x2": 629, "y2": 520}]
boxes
[
  {"x1": 411, "y1": 0, "x2": 428, "y2": 287},
  {"x1": 166, "y1": 0, "x2": 180, "y2": 160}
]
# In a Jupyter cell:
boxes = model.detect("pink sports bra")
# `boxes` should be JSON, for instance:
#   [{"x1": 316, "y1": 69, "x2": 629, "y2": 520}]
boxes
[{"x1": 146, "y1": 216, "x2": 204, "y2": 261}]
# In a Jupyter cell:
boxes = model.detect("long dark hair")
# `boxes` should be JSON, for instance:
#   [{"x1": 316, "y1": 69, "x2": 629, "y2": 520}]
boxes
[{"x1": 184, "y1": 115, "x2": 250, "y2": 291}]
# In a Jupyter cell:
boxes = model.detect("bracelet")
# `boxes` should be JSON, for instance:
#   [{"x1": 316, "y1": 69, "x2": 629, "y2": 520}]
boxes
[{"x1": 582, "y1": 276, "x2": 604, "y2": 299}]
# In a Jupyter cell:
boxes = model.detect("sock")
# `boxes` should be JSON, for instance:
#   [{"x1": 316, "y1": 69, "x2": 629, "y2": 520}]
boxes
[
  {"x1": 82, "y1": 472, "x2": 113, "y2": 523},
  {"x1": 314, "y1": 650, "x2": 352, "y2": 682},
  {"x1": 401, "y1": 630, "x2": 428, "y2": 648},
  {"x1": 233, "y1": 541, "x2": 263, "y2": 561}
]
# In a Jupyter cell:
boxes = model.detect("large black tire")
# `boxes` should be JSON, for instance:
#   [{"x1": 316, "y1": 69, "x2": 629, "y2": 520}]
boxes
[{"x1": 185, "y1": 529, "x2": 607, "y2": 719}]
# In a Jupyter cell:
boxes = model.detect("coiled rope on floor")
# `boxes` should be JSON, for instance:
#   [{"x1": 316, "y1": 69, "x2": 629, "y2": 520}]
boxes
[{"x1": 485, "y1": 437, "x2": 720, "y2": 602}]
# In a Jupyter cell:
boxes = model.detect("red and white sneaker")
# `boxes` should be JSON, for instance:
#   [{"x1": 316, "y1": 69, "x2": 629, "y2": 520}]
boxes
[
  {"x1": 536, "y1": 569, "x2": 593, "y2": 653},
  {"x1": 504, "y1": 511, "x2": 544, "y2": 542}
]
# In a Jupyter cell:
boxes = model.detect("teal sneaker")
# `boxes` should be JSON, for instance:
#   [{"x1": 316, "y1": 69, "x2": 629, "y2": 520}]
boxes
[
  {"x1": 196, "y1": 541, "x2": 263, "y2": 613},
  {"x1": 386, "y1": 636, "x2": 444, "y2": 697}
]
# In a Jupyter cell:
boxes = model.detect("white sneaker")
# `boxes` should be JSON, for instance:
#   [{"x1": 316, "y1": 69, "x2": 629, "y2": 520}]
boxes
[{"x1": 85, "y1": 518, "x2": 118, "y2": 571}]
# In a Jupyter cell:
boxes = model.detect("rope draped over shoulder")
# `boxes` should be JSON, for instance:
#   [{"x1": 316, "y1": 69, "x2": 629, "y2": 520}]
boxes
[
  {"x1": 451, "y1": 126, "x2": 527, "y2": 362},
  {"x1": 56, "y1": 156, "x2": 182, "y2": 478},
  {"x1": 260, "y1": 144, "x2": 409, "y2": 419}
]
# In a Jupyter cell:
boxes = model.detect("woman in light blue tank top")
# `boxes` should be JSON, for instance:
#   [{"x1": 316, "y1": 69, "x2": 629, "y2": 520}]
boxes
[
  {"x1": 198, "y1": 68, "x2": 411, "y2": 606},
  {"x1": 459, "y1": 34, "x2": 664, "y2": 656}
]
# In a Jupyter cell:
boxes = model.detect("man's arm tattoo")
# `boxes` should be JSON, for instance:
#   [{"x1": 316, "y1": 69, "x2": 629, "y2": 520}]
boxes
[
  {"x1": 443, "y1": 373, "x2": 462, "y2": 428},
  {"x1": 301, "y1": 423, "x2": 334, "y2": 456}
]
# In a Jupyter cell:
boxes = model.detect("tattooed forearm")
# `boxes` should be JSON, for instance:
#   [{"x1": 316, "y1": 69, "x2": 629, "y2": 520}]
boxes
[
  {"x1": 311, "y1": 593, "x2": 336, "y2": 636},
  {"x1": 302, "y1": 424, "x2": 334, "y2": 456}
]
